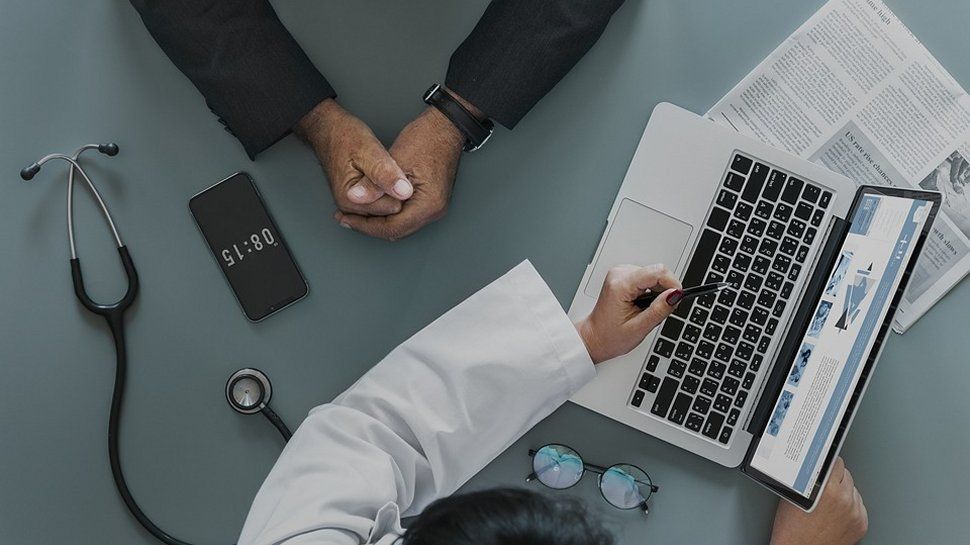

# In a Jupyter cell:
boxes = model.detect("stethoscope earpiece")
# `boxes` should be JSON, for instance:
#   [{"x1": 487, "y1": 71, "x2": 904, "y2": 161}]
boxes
[{"x1": 226, "y1": 368, "x2": 272, "y2": 414}]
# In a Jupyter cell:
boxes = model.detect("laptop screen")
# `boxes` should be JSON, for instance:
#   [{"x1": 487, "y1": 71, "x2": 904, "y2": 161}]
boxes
[{"x1": 747, "y1": 189, "x2": 935, "y2": 500}]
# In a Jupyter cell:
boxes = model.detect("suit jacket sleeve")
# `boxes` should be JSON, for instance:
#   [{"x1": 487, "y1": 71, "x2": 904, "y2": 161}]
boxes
[
  {"x1": 446, "y1": 0, "x2": 626, "y2": 129},
  {"x1": 129, "y1": 0, "x2": 336, "y2": 159}
]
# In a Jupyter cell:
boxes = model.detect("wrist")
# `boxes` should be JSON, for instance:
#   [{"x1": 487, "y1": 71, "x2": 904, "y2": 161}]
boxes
[
  {"x1": 295, "y1": 97, "x2": 341, "y2": 150},
  {"x1": 575, "y1": 318, "x2": 606, "y2": 365},
  {"x1": 421, "y1": 106, "x2": 466, "y2": 152}
]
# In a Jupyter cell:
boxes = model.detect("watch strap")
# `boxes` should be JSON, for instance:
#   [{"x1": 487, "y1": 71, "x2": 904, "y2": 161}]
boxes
[{"x1": 423, "y1": 84, "x2": 493, "y2": 152}]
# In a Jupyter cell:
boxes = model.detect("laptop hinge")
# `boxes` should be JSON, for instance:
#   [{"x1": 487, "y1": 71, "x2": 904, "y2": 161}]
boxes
[{"x1": 744, "y1": 216, "x2": 851, "y2": 437}]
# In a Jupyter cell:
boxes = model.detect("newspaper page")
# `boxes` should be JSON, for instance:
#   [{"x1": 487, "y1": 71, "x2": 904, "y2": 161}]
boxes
[{"x1": 706, "y1": 0, "x2": 970, "y2": 333}]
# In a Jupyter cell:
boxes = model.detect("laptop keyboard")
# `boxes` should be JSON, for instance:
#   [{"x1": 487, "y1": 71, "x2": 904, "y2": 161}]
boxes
[{"x1": 630, "y1": 153, "x2": 831, "y2": 446}]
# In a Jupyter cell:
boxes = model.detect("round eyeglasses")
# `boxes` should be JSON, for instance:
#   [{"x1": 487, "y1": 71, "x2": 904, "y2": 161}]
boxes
[{"x1": 526, "y1": 443, "x2": 659, "y2": 514}]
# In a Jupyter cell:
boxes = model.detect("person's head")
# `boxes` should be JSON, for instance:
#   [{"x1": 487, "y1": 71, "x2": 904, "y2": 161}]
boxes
[{"x1": 402, "y1": 488, "x2": 613, "y2": 545}]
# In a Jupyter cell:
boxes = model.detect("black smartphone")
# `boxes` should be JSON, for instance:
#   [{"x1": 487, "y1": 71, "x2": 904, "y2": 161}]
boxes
[{"x1": 190, "y1": 172, "x2": 308, "y2": 321}]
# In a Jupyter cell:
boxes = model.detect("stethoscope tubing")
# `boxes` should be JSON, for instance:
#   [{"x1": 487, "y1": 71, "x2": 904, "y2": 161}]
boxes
[{"x1": 23, "y1": 146, "x2": 290, "y2": 545}]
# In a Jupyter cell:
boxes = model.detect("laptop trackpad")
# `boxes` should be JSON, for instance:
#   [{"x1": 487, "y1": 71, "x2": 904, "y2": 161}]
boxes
[{"x1": 584, "y1": 199, "x2": 693, "y2": 298}]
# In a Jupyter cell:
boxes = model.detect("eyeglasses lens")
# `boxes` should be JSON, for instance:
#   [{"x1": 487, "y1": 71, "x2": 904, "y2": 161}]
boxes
[
  {"x1": 600, "y1": 464, "x2": 650, "y2": 509},
  {"x1": 532, "y1": 444, "x2": 584, "y2": 490}
]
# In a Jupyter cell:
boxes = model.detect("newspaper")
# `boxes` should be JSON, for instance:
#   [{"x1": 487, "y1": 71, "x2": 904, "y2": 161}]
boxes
[{"x1": 706, "y1": 0, "x2": 970, "y2": 333}]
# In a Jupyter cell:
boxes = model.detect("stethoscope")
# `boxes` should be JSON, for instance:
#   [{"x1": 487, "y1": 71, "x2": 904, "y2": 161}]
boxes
[{"x1": 21, "y1": 144, "x2": 292, "y2": 545}]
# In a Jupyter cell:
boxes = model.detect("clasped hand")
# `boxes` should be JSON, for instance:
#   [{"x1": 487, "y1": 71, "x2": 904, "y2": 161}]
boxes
[{"x1": 296, "y1": 98, "x2": 465, "y2": 241}]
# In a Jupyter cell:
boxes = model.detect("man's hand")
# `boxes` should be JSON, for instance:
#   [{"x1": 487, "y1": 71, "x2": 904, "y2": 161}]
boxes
[
  {"x1": 297, "y1": 98, "x2": 414, "y2": 216},
  {"x1": 575, "y1": 265, "x2": 683, "y2": 364},
  {"x1": 335, "y1": 106, "x2": 464, "y2": 240},
  {"x1": 770, "y1": 457, "x2": 868, "y2": 545}
]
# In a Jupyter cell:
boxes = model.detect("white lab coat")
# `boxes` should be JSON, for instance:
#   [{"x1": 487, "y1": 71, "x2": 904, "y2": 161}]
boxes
[{"x1": 237, "y1": 261, "x2": 596, "y2": 545}]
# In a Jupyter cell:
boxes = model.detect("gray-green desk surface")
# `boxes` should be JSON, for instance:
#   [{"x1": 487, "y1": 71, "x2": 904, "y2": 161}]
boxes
[{"x1": 2, "y1": 1, "x2": 968, "y2": 543}]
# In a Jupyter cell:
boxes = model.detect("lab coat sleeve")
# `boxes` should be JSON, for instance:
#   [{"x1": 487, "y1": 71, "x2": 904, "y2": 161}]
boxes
[{"x1": 237, "y1": 260, "x2": 595, "y2": 545}]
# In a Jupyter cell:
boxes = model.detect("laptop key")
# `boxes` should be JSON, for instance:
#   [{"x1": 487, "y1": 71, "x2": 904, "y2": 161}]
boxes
[
  {"x1": 717, "y1": 189, "x2": 738, "y2": 210},
  {"x1": 719, "y1": 236, "x2": 738, "y2": 257},
  {"x1": 675, "y1": 341, "x2": 693, "y2": 361},
  {"x1": 654, "y1": 337, "x2": 675, "y2": 357},
  {"x1": 755, "y1": 201, "x2": 774, "y2": 220},
  {"x1": 646, "y1": 355, "x2": 660, "y2": 372},
  {"x1": 713, "y1": 254, "x2": 731, "y2": 274},
  {"x1": 736, "y1": 341, "x2": 754, "y2": 360},
  {"x1": 711, "y1": 305, "x2": 730, "y2": 324},
  {"x1": 794, "y1": 202, "x2": 813, "y2": 221},
  {"x1": 796, "y1": 244, "x2": 810, "y2": 263},
  {"x1": 767, "y1": 220, "x2": 786, "y2": 239},
  {"x1": 713, "y1": 394, "x2": 732, "y2": 413},
  {"x1": 742, "y1": 163, "x2": 769, "y2": 203},
  {"x1": 668, "y1": 359, "x2": 687, "y2": 378},
  {"x1": 758, "y1": 238, "x2": 778, "y2": 257},
  {"x1": 765, "y1": 318, "x2": 779, "y2": 336},
  {"x1": 747, "y1": 217, "x2": 767, "y2": 236},
  {"x1": 715, "y1": 342, "x2": 734, "y2": 362},
  {"x1": 682, "y1": 228, "x2": 721, "y2": 290},
  {"x1": 696, "y1": 340, "x2": 715, "y2": 359},
  {"x1": 758, "y1": 290, "x2": 777, "y2": 309},
  {"x1": 718, "y1": 287, "x2": 738, "y2": 306},
  {"x1": 735, "y1": 390, "x2": 749, "y2": 408},
  {"x1": 683, "y1": 324, "x2": 702, "y2": 343},
  {"x1": 726, "y1": 270, "x2": 745, "y2": 287},
  {"x1": 728, "y1": 360, "x2": 746, "y2": 378},
  {"x1": 724, "y1": 171, "x2": 747, "y2": 192},
  {"x1": 732, "y1": 252, "x2": 752, "y2": 272},
  {"x1": 742, "y1": 372, "x2": 756, "y2": 390},
  {"x1": 729, "y1": 308, "x2": 748, "y2": 328},
  {"x1": 773, "y1": 254, "x2": 791, "y2": 274},
  {"x1": 773, "y1": 300, "x2": 786, "y2": 317},
  {"x1": 802, "y1": 184, "x2": 820, "y2": 203},
  {"x1": 685, "y1": 412, "x2": 705, "y2": 432},
  {"x1": 734, "y1": 201, "x2": 753, "y2": 221},
  {"x1": 819, "y1": 190, "x2": 832, "y2": 208},
  {"x1": 781, "y1": 177, "x2": 804, "y2": 204},
  {"x1": 721, "y1": 377, "x2": 740, "y2": 396},
  {"x1": 661, "y1": 317, "x2": 685, "y2": 340},
  {"x1": 811, "y1": 208, "x2": 825, "y2": 227},
  {"x1": 758, "y1": 335, "x2": 771, "y2": 354},
  {"x1": 681, "y1": 375, "x2": 700, "y2": 394},
  {"x1": 702, "y1": 412, "x2": 725, "y2": 439},
  {"x1": 752, "y1": 255, "x2": 771, "y2": 275},
  {"x1": 632, "y1": 389, "x2": 645, "y2": 407},
  {"x1": 787, "y1": 218, "x2": 806, "y2": 237},
  {"x1": 692, "y1": 395, "x2": 712, "y2": 414},
  {"x1": 719, "y1": 426, "x2": 733, "y2": 444},
  {"x1": 788, "y1": 263, "x2": 802, "y2": 282},
  {"x1": 731, "y1": 154, "x2": 753, "y2": 175},
  {"x1": 689, "y1": 307, "x2": 709, "y2": 326},
  {"x1": 703, "y1": 323, "x2": 722, "y2": 342},
  {"x1": 766, "y1": 271, "x2": 784, "y2": 291},
  {"x1": 640, "y1": 372, "x2": 661, "y2": 392},
  {"x1": 705, "y1": 271, "x2": 725, "y2": 285},
  {"x1": 744, "y1": 273, "x2": 763, "y2": 292},
  {"x1": 781, "y1": 281, "x2": 794, "y2": 299},
  {"x1": 773, "y1": 202, "x2": 793, "y2": 222},
  {"x1": 700, "y1": 378, "x2": 718, "y2": 397},
  {"x1": 737, "y1": 290, "x2": 756, "y2": 310},
  {"x1": 668, "y1": 393, "x2": 692, "y2": 425},
  {"x1": 727, "y1": 219, "x2": 746, "y2": 238},
  {"x1": 780, "y1": 236, "x2": 798, "y2": 256},
  {"x1": 707, "y1": 206, "x2": 731, "y2": 231},
  {"x1": 740, "y1": 235, "x2": 759, "y2": 254},
  {"x1": 650, "y1": 377, "x2": 679, "y2": 416},
  {"x1": 750, "y1": 306, "x2": 769, "y2": 326},
  {"x1": 689, "y1": 358, "x2": 708, "y2": 377},
  {"x1": 742, "y1": 324, "x2": 762, "y2": 344},
  {"x1": 708, "y1": 361, "x2": 726, "y2": 379},
  {"x1": 727, "y1": 408, "x2": 740, "y2": 426},
  {"x1": 722, "y1": 325, "x2": 741, "y2": 344},
  {"x1": 750, "y1": 354, "x2": 763, "y2": 372},
  {"x1": 804, "y1": 226, "x2": 817, "y2": 245},
  {"x1": 763, "y1": 170, "x2": 786, "y2": 201}
]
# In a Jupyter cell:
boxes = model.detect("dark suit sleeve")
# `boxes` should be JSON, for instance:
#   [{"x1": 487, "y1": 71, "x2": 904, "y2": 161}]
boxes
[
  {"x1": 446, "y1": 0, "x2": 625, "y2": 129},
  {"x1": 129, "y1": 0, "x2": 336, "y2": 159}
]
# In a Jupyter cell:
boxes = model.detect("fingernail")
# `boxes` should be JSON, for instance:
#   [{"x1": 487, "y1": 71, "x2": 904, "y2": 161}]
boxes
[
  {"x1": 348, "y1": 183, "x2": 369, "y2": 200},
  {"x1": 393, "y1": 178, "x2": 413, "y2": 198},
  {"x1": 340, "y1": 221, "x2": 351, "y2": 229},
  {"x1": 665, "y1": 290, "x2": 684, "y2": 306}
]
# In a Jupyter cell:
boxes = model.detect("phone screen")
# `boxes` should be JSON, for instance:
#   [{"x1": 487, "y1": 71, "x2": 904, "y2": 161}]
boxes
[{"x1": 190, "y1": 173, "x2": 307, "y2": 321}]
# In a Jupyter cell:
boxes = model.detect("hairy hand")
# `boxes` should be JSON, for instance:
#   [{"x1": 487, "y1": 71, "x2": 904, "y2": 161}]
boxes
[
  {"x1": 335, "y1": 106, "x2": 464, "y2": 240},
  {"x1": 297, "y1": 98, "x2": 413, "y2": 216}
]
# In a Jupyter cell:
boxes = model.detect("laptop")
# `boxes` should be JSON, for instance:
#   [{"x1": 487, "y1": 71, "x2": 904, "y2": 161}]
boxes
[{"x1": 567, "y1": 103, "x2": 941, "y2": 510}]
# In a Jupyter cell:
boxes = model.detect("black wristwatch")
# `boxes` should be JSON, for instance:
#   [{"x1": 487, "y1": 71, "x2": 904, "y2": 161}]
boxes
[{"x1": 423, "y1": 84, "x2": 494, "y2": 152}]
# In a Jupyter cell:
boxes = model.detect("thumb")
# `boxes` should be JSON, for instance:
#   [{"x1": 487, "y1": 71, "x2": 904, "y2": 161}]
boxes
[
  {"x1": 631, "y1": 287, "x2": 681, "y2": 334},
  {"x1": 355, "y1": 146, "x2": 413, "y2": 200}
]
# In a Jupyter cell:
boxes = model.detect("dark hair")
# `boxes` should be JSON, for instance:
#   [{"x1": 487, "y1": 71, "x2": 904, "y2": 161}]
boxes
[{"x1": 402, "y1": 488, "x2": 613, "y2": 545}]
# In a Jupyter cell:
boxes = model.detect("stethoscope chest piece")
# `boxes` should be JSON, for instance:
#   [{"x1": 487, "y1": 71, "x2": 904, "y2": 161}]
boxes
[{"x1": 226, "y1": 368, "x2": 272, "y2": 414}]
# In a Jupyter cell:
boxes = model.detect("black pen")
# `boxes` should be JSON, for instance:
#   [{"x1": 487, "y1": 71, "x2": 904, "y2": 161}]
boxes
[{"x1": 633, "y1": 282, "x2": 733, "y2": 310}]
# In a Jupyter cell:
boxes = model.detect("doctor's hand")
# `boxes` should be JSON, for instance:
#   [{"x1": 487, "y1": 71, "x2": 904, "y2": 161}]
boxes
[
  {"x1": 297, "y1": 98, "x2": 414, "y2": 216},
  {"x1": 769, "y1": 457, "x2": 868, "y2": 545},
  {"x1": 335, "y1": 106, "x2": 464, "y2": 240},
  {"x1": 575, "y1": 264, "x2": 682, "y2": 364}
]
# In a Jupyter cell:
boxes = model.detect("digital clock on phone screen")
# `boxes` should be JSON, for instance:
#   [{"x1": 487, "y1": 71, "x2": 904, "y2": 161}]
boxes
[{"x1": 190, "y1": 173, "x2": 308, "y2": 321}]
